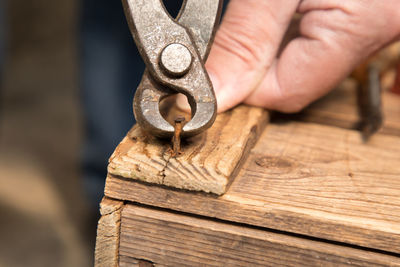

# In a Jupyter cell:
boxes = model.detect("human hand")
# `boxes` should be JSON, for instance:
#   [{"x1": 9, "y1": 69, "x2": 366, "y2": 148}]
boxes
[{"x1": 180, "y1": 0, "x2": 400, "y2": 113}]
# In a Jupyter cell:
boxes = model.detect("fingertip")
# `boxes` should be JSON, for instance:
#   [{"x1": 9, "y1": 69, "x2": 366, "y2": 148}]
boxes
[
  {"x1": 206, "y1": 68, "x2": 230, "y2": 113},
  {"x1": 215, "y1": 85, "x2": 240, "y2": 113},
  {"x1": 176, "y1": 94, "x2": 191, "y2": 112},
  {"x1": 177, "y1": 69, "x2": 229, "y2": 114}
]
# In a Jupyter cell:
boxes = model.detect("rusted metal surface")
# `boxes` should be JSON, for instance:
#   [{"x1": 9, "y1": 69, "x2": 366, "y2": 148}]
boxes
[
  {"x1": 357, "y1": 64, "x2": 383, "y2": 141},
  {"x1": 172, "y1": 117, "x2": 185, "y2": 157},
  {"x1": 123, "y1": 0, "x2": 222, "y2": 138}
]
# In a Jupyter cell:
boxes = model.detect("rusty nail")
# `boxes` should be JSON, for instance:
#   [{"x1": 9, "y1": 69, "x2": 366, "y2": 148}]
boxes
[{"x1": 172, "y1": 117, "x2": 185, "y2": 156}]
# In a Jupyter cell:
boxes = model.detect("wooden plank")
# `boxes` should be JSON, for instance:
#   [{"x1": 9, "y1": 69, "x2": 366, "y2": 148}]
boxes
[
  {"x1": 95, "y1": 197, "x2": 124, "y2": 267},
  {"x1": 119, "y1": 204, "x2": 400, "y2": 266},
  {"x1": 108, "y1": 105, "x2": 268, "y2": 195},
  {"x1": 281, "y1": 42, "x2": 400, "y2": 136},
  {"x1": 296, "y1": 79, "x2": 400, "y2": 136},
  {"x1": 105, "y1": 122, "x2": 400, "y2": 254},
  {"x1": 119, "y1": 257, "x2": 153, "y2": 267}
]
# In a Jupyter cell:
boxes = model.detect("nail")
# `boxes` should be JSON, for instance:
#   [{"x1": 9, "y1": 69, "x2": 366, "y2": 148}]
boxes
[{"x1": 172, "y1": 117, "x2": 185, "y2": 157}]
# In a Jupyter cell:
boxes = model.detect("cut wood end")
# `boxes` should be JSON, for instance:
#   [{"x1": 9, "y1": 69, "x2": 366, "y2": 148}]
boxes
[
  {"x1": 95, "y1": 198, "x2": 123, "y2": 267},
  {"x1": 99, "y1": 197, "x2": 123, "y2": 216},
  {"x1": 106, "y1": 105, "x2": 269, "y2": 195}
]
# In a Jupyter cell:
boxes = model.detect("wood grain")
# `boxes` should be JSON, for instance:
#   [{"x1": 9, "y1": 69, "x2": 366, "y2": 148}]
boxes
[
  {"x1": 119, "y1": 258, "x2": 155, "y2": 267},
  {"x1": 296, "y1": 79, "x2": 400, "y2": 136},
  {"x1": 119, "y1": 204, "x2": 400, "y2": 266},
  {"x1": 95, "y1": 197, "x2": 123, "y2": 267},
  {"x1": 108, "y1": 105, "x2": 268, "y2": 195},
  {"x1": 106, "y1": 122, "x2": 400, "y2": 254}
]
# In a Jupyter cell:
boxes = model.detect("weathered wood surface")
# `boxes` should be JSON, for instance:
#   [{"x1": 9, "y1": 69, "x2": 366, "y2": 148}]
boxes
[
  {"x1": 106, "y1": 121, "x2": 400, "y2": 254},
  {"x1": 119, "y1": 257, "x2": 153, "y2": 267},
  {"x1": 95, "y1": 198, "x2": 123, "y2": 267},
  {"x1": 108, "y1": 105, "x2": 268, "y2": 195},
  {"x1": 296, "y1": 79, "x2": 400, "y2": 136},
  {"x1": 119, "y1": 204, "x2": 400, "y2": 267}
]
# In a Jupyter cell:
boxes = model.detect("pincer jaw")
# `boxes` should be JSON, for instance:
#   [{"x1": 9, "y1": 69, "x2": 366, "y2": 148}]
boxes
[
  {"x1": 124, "y1": 0, "x2": 222, "y2": 138},
  {"x1": 134, "y1": 84, "x2": 217, "y2": 139},
  {"x1": 182, "y1": 99, "x2": 217, "y2": 136}
]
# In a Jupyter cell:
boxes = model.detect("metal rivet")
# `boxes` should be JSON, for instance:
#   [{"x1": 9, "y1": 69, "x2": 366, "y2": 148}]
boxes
[{"x1": 160, "y1": 43, "x2": 192, "y2": 77}]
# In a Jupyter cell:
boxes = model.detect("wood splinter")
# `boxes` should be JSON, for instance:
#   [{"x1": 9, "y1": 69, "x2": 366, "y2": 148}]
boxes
[{"x1": 172, "y1": 117, "x2": 185, "y2": 157}]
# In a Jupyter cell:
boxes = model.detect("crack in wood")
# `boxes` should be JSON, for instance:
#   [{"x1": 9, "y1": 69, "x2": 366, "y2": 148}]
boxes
[
  {"x1": 107, "y1": 105, "x2": 269, "y2": 194},
  {"x1": 160, "y1": 153, "x2": 172, "y2": 185}
]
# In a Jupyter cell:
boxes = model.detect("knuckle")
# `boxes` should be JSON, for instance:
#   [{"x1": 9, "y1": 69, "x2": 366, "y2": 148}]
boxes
[
  {"x1": 213, "y1": 17, "x2": 274, "y2": 70},
  {"x1": 214, "y1": 27, "x2": 260, "y2": 70}
]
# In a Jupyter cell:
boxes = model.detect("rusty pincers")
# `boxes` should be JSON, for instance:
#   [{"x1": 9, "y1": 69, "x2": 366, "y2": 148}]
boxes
[{"x1": 122, "y1": 0, "x2": 222, "y2": 138}]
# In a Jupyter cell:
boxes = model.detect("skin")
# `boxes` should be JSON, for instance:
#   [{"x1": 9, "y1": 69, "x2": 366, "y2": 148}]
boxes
[{"x1": 178, "y1": 0, "x2": 400, "y2": 113}]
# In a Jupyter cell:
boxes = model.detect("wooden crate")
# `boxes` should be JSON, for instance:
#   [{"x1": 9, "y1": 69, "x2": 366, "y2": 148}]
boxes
[{"x1": 95, "y1": 83, "x2": 400, "y2": 266}]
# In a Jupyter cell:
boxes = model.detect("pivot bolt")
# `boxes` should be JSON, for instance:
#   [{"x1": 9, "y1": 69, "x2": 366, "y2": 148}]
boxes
[{"x1": 160, "y1": 43, "x2": 192, "y2": 77}]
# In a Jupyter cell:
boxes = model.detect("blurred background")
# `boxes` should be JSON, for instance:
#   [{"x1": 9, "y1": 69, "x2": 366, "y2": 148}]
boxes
[
  {"x1": 0, "y1": 0, "x2": 217, "y2": 265},
  {"x1": 0, "y1": 0, "x2": 186, "y2": 265},
  {"x1": 0, "y1": 0, "x2": 94, "y2": 266},
  {"x1": 0, "y1": 0, "x2": 161, "y2": 265}
]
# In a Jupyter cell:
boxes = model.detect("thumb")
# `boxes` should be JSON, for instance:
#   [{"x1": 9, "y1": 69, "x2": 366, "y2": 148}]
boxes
[
  {"x1": 205, "y1": 0, "x2": 299, "y2": 112},
  {"x1": 244, "y1": 0, "x2": 400, "y2": 113}
]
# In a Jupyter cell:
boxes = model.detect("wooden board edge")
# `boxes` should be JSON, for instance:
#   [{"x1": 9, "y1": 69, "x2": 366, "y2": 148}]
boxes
[
  {"x1": 95, "y1": 197, "x2": 124, "y2": 267},
  {"x1": 119, "y1": 203, "x2": 400, "y2": 266},
  {"x1": 108, "y1": 105, "x2": 269, "y2": 195},
  {"x1": 223, "y1": 108, "x2": 269, "y2": 192},
  {"x1": 105, "y1": 175, "x2": 400, "y2": 255}
]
